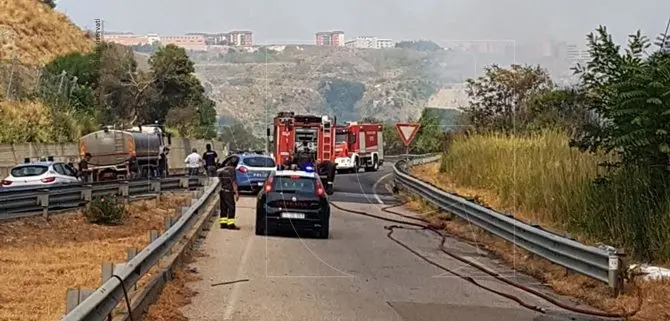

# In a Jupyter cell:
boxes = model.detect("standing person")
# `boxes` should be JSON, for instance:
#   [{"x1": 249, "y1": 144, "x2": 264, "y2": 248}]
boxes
[
  {"x1": 184, "y1": 148, "x2": 202, "y2": 176},
  {"x1": 217, "y1": 156, "x2": 240, "y2": 229},
  {"x1": 158, "y1": 147, "x2": 169, "y2": 178},
  {"x1": 127, "y1": 151, "x2": 139, "y2": 179},
  {"x1": 78, "y1": 153, "x2": 92, "y2": 182},
  {"x1": 202, "y1": 144, "x2": 218, "y2": 177}
]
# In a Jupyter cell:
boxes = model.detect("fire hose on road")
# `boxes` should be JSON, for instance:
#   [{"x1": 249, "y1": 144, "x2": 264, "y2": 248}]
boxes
[{"x1": 329, "y1": 201, "x2": 643, "y2": 320}]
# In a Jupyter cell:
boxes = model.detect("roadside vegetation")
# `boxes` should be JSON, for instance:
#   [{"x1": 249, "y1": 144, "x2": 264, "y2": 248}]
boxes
[
  {"x1": 411, "y1": 26, "x2": 670, "y2": 263},
  {"x1": 0, "y1": 0, "x2": 217, "y2": 144}
]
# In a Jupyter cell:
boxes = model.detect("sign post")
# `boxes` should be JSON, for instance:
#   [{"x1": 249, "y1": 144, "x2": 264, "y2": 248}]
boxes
[{"x1": 395, "y1": 123, "x2": 421, "y2": 161}]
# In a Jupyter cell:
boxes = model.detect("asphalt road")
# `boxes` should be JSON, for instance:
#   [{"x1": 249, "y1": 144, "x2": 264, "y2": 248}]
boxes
[{"x1": 180, "y1": 162, "x2": 612, "y2": 321}]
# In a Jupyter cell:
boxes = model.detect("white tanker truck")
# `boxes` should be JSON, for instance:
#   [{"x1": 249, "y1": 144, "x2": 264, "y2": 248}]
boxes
[{"x1": 78, "y1": 124, "x2": 171, "y2": 181}]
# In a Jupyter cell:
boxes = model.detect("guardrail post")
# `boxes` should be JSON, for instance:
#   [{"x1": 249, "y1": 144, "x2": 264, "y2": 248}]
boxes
[
  {"x1": 179, "y1": 177, "x2": 189, "y2": 189},
  {"x1": 101, "y1": 262, "x2": 114, "y2": 284},
  {"x1": 81, "y1": 185, "x2": 93, "y2": 202},
  {"x1": 37, "y1": 189, "x2": 49, "y2": 220},
  {"x1": 127, "y1": 247, "x2": 138, "y2": 290},
  {"x1": 149, "y1": 229, "x2": 159, "y2": 243},
  {"x1": 608, "y1": 249, "x2": 626, "y2": 297},
  {"x1": 118, "y1": 181, "x2": 129, "y2": 204},
  {"x1": 151, "y1": 179, "x2": 162, "y2": 206},
  {"x1": 179, "y1": 206, "x2": 189, "y2": 220},
  {"x1": 65, "y1": 288, "x2": 95, "y2": 313},
  {"x1": 164, "y1": 216, "x2": 174, "y2": 255}
]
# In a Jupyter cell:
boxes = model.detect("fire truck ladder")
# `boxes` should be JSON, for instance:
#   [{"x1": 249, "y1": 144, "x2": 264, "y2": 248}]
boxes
[{"x1": 321, "y1": 125, "x2": 332, "y2": 161}]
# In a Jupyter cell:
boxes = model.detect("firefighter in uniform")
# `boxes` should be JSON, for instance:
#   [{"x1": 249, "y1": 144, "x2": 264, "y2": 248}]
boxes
[{"x1": 217, "y1": 156, "x2": 240, "y2": 229}]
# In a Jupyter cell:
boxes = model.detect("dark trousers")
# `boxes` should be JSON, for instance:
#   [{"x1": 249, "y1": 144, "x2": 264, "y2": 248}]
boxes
[
  {"x1": 188, "y1": 167, "x2": 199, "y2": 176},
  {"x1": 219, "y1": 190, "x2": 236, "y2": 227},
  {"x1": 206, "y1": 165, "x2": 217, "y2": 177}
]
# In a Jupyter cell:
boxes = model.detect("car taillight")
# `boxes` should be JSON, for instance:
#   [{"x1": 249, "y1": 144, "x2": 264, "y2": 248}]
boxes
[
  {"x1": 41, "y1": 176, "x2": 56, "y2": 183},
  {"x1": 264, "y1": 177, "x2": 274, "y2": 193},
  {"x1": 238, "y1": 166, "x2": 248, "y2": 173},
  {"x1": 1, "y1": 180, "x2": 12, "y2": 186},
  {"x1": 315, "y1": 181, "x2": 325, "y2": 197}
]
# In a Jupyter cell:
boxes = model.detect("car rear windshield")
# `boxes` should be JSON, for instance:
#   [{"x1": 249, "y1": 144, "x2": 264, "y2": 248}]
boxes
[
  {"x1": 243, "y1": 156, "x2": 276, "y2": 168},
  {"x1": 271, "y1": 175, "x2": 316, "y2": 193},
  {"x1": 11, "y1": 165, "x2": 49, "y2": 177}
]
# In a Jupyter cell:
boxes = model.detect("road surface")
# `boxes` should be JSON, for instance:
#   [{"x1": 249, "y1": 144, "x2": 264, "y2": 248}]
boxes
[{"x1": 180, "y1": 163, "x2": 612, "y2": 321}]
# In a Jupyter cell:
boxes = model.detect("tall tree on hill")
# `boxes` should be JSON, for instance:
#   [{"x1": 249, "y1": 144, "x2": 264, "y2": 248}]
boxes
[
  {"x1": 571, "y1": 26, "x2": 670, "y2": 172},
  {"x1": 463, "y1": 64, "x2": 553, "y2": 132}
]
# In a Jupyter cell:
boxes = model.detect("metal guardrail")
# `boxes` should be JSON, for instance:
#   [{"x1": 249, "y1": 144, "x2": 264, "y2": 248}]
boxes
[
  {"x1": 0, "y1": 176, "x2": 204, "y2": 219},
  {"x1": 393, "y1": 155, "x2": 625, "y2": 294},
  {"x1": 61, "y1": 177, "x2": 221, "y2": 321}
]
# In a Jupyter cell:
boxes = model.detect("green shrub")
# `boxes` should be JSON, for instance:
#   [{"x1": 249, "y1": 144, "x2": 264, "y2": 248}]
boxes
[{"x1": 83, "y1": 196, "x2": 126, "y2": 225}]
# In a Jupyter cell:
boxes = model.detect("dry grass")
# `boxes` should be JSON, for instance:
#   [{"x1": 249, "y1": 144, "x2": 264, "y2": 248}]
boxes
[
  {"x1": 0, "y1": 100, "x2": 53, "y2": 143},
  {"x1": 143, "y1": 251, "x2": 207, "y2": 321},
  {"x1": 407, "y1": 167, "x2": 670, "y2": 321},
  {"x1": 0, "y1": 193, "x2": 189, "y2": 321},
  {"x1": 0, "y1": 0, "x2": 93, "y2": 65}
]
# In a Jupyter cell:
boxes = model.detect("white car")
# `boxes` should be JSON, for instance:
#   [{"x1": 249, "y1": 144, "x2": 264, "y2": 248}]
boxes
[{"x1": 1, "y1": 161, "x2": 81, "y2": 189}]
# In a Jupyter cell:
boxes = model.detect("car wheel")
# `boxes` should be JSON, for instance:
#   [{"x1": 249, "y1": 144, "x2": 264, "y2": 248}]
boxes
[
  {"x1": 255, "y1": 224, "x2": 266, "y2": 236},
  {"x1": 316, "y1": 220, "x2": 330, "y2": 239}
]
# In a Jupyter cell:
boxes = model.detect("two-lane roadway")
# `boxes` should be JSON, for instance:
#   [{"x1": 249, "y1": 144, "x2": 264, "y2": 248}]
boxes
[{"x1": 179, "y1": 162, "x2": 611, "y2": 321}]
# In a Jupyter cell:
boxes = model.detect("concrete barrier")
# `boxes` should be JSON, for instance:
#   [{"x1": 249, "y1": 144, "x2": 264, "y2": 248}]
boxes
[{"x1": 0, "y1": 138, "x2": 227, "y2": 178}]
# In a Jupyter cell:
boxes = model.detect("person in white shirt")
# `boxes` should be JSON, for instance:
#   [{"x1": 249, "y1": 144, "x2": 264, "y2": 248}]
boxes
[{"x1": 184, "y1": 148, "x2": 203, "y2": 176}]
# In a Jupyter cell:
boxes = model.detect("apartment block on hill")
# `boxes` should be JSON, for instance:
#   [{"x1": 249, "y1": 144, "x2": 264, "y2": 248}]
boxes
[
  {"x1": 315, "y1": 31, "x2": 344, "y2": 46},
  {"x1": 344, "y1": 36, "x2": 394, "y2": 49},
  {"x1": 104, "y1": 30, "x2": 253, "y2": 50}
]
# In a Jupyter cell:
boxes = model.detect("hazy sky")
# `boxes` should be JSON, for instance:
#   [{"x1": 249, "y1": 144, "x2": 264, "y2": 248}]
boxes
[{"x1": 56, "y1": 0, "x2": 670, "y2": 46}]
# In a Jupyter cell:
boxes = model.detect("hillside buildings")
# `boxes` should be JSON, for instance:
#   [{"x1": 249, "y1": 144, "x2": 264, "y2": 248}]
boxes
[
  {"x1": 315, "y1": 31, "x2": 344, "y2": 46},
  {"x1": 344, "y1": 36, "x2": 394, "y2": 49},
  {"x1": 104, "y1": 30, "x2": 253, "y2": 50}
]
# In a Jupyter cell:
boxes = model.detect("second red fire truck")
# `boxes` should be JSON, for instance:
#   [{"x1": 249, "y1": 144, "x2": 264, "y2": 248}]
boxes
[{"x1": 334, "y1": 122, "x2": 384, "y2": 173}]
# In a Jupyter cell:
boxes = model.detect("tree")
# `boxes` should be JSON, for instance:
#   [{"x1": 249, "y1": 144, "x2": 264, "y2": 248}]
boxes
[
  {"x1": 318, "y1": 78, "x2": 365, "y2": 122},
  {"x1": 149, "y1": 44, "x2": 198, "y2": 123},
  {"x1": 413, "y1": 109, "x2": 443, "y2": 154},
  {"x1": 463, "y1": 64, "x2": 554, "y2": 132},
  {"x1": 571, "y1": 26, "x2": 670, "y2": 171},
  {"x1": 220, "y1": 122, "x2": 264, "y2": 151},
  {"x1": 395, "y1": 40, "x2": 442, "y2": 52},
  {"x1": 40, "y1": 0, "x2": 56, "y2": 8}
]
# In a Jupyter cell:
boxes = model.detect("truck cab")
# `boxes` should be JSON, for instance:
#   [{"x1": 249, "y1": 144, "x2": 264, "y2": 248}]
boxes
[
  {"x1": 334, "y1": 122, "x2": 384, "y2": 173},
  {"x1": 272, "y1": 112, "x2": 337, "y2": 195}
]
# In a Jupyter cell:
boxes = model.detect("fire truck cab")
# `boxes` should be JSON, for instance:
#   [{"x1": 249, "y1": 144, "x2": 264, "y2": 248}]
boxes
[
  {"x1": 272, "y1": 111, "x2": 337, "y2": 195},
  {"x1": 334, "y1": 122, "x2": 384, "y2": 173}
]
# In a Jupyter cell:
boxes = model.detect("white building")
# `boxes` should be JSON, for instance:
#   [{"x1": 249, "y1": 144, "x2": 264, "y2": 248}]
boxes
[{"x1": 345, "y1": 36, "x2": 394, "y2": 49}]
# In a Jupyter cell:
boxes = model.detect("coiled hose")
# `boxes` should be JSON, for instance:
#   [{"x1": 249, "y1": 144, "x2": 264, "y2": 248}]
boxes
[{"x1": 329, "y1": 201, "x2": 642, "y2": 320}]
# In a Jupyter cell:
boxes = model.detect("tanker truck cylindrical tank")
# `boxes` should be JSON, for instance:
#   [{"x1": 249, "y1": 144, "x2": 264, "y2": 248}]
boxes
[{"x1": 79, "y1": 129, "x2": 163, "y2": 167}]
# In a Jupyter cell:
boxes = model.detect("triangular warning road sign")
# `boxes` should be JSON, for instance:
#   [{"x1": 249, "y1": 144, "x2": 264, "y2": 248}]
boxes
[{"x1": 395, "y1": 123, "x2": 421, "y2": 146}]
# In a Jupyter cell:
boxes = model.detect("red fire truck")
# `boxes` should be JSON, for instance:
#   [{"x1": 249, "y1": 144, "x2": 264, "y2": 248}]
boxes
[
  {"x1": 334, "y1": 122, "x2": 384, "y2": 173},
  {"x1": 271, "y1": 111, "x2": 337, "y2": 195}
]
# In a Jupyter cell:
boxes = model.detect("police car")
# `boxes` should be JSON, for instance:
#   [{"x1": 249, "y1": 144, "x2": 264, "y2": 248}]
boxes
[
  {"x1": 220, "y1": 152, "x2": 276, "y2": 193},
  {"x1": 255, "y1": 164, "x2": 331, "y2": 239}
]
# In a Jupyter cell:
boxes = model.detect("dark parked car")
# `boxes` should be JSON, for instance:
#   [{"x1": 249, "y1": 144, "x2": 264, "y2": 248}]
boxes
[{"x1": 255, "y1": 169, "x2": 330, "y2": 239}]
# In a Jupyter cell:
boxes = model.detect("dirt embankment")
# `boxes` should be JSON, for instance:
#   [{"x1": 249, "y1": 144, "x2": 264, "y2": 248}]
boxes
[
  {"x1": 0, "y1": 193, "x2": 189, "y2": 321},
  {"x1": 409, "y1": 162, "x2": 670, "y2": 321}
]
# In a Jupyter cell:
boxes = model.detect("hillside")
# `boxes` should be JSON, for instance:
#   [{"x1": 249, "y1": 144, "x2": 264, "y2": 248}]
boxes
[
  {"x1": 0, "y1": 0, "x2": 94, "y2": 143},
  {"x1": 0, "y1": 0, "x2": 93, "y2": 64},
  {"x1": 190, "y1": 46, "x2": 464, "y2": 136}
]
